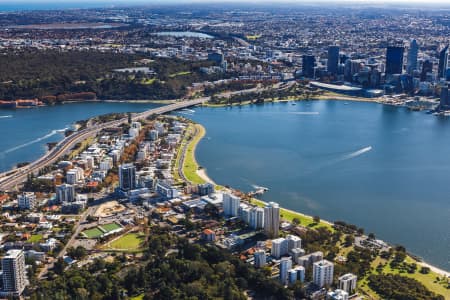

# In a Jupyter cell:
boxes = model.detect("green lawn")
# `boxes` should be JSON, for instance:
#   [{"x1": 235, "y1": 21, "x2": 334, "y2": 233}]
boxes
[
  {"x1": 99, "y1": 223, "x2": 122, "y2": 233},
  {"x1": 82, "y1": 227, "x2": 104, "y2": 239},
  {"x1": 141, "y1": 78, "x2": 156, "y2": 85},
  {"x1": 28, "y1": 234, "x2": 43, "y2": 243},
  {"x1": 250, "y1": 198, "x2": 333, "y2": 231},
  {"x1": 130, "y1": 294, "x2": 144, "y2": 300},
  {"x1": 105, "y1": 233, "x2": 145, "y2": 251},
  {"x1": 183, "y1": 124, "x2": 207, "y2": 184},
  {"x1": 169, "y1": 71, "x2": 191, "y2": 78}
]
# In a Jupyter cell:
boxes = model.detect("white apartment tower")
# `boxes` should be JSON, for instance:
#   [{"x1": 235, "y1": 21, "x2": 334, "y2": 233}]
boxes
[
  {"x1": 338, "y1": 273, "x2": 357, "y2": 294},
  {"x1": 223, "y1": 193, "x2": 240, "y2": 217},
  {"x1": 264, "y1": 202, "x2": 280, "y2": 238},
  {"x1": 313, "y1": 259, "x2": 334, "y2": 288},
  {"x1": 18, "y1": 192, "x2": 36, "y2": 210},
  {"x1": 253, "y1": 249, "x2": 267, "y2": 268},
  {"x1": 2, "y1": 250, "x2": 27, "y2": 296}
]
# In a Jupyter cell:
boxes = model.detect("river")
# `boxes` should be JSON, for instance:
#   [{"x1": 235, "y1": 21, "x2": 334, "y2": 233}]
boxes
[{"x1": 0, "y1": 100, "x2": 449, "y2": 271}]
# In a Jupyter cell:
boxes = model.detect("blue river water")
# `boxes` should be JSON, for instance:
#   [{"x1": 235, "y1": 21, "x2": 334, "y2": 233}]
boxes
[{"x1": 0, "y1": 100, "x2": 449, "y2": 271}]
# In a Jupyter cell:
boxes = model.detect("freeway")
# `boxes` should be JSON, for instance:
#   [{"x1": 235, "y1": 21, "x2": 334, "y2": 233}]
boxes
[{"x1": 0, "y1": 97, "x2": 209, "y2": 191}]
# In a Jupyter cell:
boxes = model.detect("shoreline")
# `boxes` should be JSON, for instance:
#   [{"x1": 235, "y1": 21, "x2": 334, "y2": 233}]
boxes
[{"x1": 188, "y1": 122, "x2": 450, "y2": 277}]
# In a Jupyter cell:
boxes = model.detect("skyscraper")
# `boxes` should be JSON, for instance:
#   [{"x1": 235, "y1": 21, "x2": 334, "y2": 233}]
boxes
[
  {"x1": 313, "y1": 259, "x2": 334, "y2": 288},
  {"x1": 440, "y1": 85, "x2": 449, "y2": 108},
  {"x1": 327, "y1": 46, "x2": 340, "y2": 75},
  {"x1": 302, "y1": 55, "x2": 316, "y2": 78},
  {"x1": 119, "y1": 163, "x2": 136, "y2": 191},
  {"x1": 438, "y1": 45, "x2": 449, "y2": 79},
  {"x1": 264, "y1": 202, "x2": 280, "y2": 238},
  {"x1": 420, "y1": 60, "x2": 433, "y2": 82},
  {"x1": 406, "y1": 40, "x2": 418, "y2": 74},
  {"x1": 2, "y1": 250, "x2": 27, "y2": 296},
  {"x1": 223, "y1": 193, "x2": 240, "y2": 217},
  {"x1": 385, "y1": 46, "x2": 404, "y2": 75},
  {"x1": 249, "y1": 207, "x2": 264, "y2": 229}
]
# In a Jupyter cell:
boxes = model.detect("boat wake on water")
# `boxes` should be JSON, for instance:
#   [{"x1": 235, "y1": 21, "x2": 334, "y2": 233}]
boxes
[
  {"x1": 0, "y1": 115, "x2": 12, "y2": 119},
  {"x1": 340, "y1": 146, "x2": 373, "y2": 161},
  {"x1": 289, "y1": 112, "x2": 320, "y2": 115},
  {"x1": 1, "y1": 127, "x2": 68, "y2": 154}
]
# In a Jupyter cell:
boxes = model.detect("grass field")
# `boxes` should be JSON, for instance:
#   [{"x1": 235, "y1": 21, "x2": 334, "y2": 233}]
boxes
[
  {"x1": 130, "y1": 294, "x2": 144, "y2": 300},
  {"x1": 169, "y1": 71, "x2": 191, "y2": 78},
  {"x1": 100, "y1": 222, "x2": 122, "y2": 233},
  {"x1": 104, "y1": 233, "x2": 145, "y2": 251},
  {"x1": 28, "y1": 234, "x2": 43, "y2": 243},
  {"x1": 183, "y1": 124, "x2": 207, "y2": 184},
  {"x1": 82, "y1": 227, "x2": 104, "y2": 239},
  {"x1": 250, "y1": 198, "x2": 334, "y2": 231}
]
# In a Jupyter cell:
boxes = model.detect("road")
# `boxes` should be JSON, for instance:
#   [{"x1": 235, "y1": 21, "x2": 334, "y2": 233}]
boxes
[
  {"x1": 0, "y1": 84, "x2": 280, "y2": 190},
  {"x1": 0, "y1": 97, "x2": 209, "y2": 191}
]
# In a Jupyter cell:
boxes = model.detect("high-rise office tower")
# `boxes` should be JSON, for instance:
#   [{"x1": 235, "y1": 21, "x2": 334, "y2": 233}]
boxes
[
  {"x1": 302, "y1": 55, "x2": 316, "y2": 78},
  {"x1": 2, "y1": 250, "x2": 27, "y2": 296},
  {"x1": 420, "y1": 60, "x2": 433, "y2": 82},
  {"x1": 385, "y1": 46, "x2": 404, "y2": 75},
  {"x1": 119, "y1": 163, "x2": 136, "y2": 191},
  {"x1": 327, "y1": 46, "x2": 340, "y2": 75},
  {"x1": 264, "y1": 202, "x2": 280, "y2": 238},
  {"x1": 440, "y1": 85, "x2": 449, "y2": 108},
  {"x1": 406, "y1": 40, "x2": 419, "y2": 74},
  {"x1": 438, "y1": 45, "x2": 449, "y2": 79}
]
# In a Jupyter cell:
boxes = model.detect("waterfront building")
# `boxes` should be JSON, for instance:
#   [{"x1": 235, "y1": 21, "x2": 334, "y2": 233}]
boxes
[
  {"x1": 264, "y1": 202, "x2": 280, "y2": 238},
  {"x1": 327, "y1": 289, "x2": 349, "y2": 300},
  {"x1": 440, "y1": 85, "x2": 449, "y2": 109},
  {"x1": 386, "y1": 46, "x2": 404, "y2": 75},
  {"x1": 119, "y1": 163, "x2": 136, "y2": 191},
  {"x1": 239, "y1": 204, "x2": 252, "y2": 223},
  {"x1": 338, "y1": 273, "x2": 357, "y2": 294},
  {"x1": 1, "y1": 250, "x2": 27, "y2": 297},
  {"x1": 313, "y1": 259, "x2": 334, "y2": 288},
  {"x1": 17, "y1": 192, "x2": 36, "y2": 210},
  {"x1": 198, "y1": 183, "x2": 214, "y2": 196},
  {"x1": 254, "y1": 249, "x2": 267, "y2": 268},
  {"x1": 438, "y1": 45, "x2": 449, "y2": 80},
  {"x1": 288, "y1": 266, "x2": 305, "y2": 284},
  {"x1": 249, "y1": 207, "x2": 265, "y2": 229},
  {"x1": 56, "y1": 184, "x2": 75, "y2": 203},
  {"x1": 271, "y1": 237, "x2": 288, "y2": 258},
  {"x1": 279, "y1": 257, "x2": 293, "y2": 285},
  {"x1": 327, "y1": 46, "x2": 340, "y2": 75},
  {"x1": 223, "y1": 193, "x2": 240, "y2": 217},
  {"x1": 286, "y1": 234, "x2": 302, "y2": 252},
  {"x1": 406, "y1": 39, "x2": 419, "y2": 74},
  {"x1": 302, "y1": 55, "x2": 316, "y2": 78}
]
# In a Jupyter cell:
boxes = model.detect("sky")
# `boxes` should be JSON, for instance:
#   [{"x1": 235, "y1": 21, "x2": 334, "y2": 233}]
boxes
[{"x1": 0, "y1": 0, "x2": 449, "y2": 8}]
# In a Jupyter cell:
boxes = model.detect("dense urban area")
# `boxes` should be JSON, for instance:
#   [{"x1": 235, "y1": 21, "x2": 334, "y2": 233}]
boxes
[{"x1": 0, "y1": 3, "x2": 449, "y2": 300}]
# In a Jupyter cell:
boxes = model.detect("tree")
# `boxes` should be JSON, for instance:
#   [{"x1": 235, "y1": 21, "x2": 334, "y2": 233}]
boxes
[
  {"x1": 313, "y1": 215, "x2": 320, "y2": 223},
  {"x1": 292, "y1": 218, "x2": 300, "y2": 225},
  {"x1": 420, "y1": 266, "x2": 431, "y2": 274}
]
